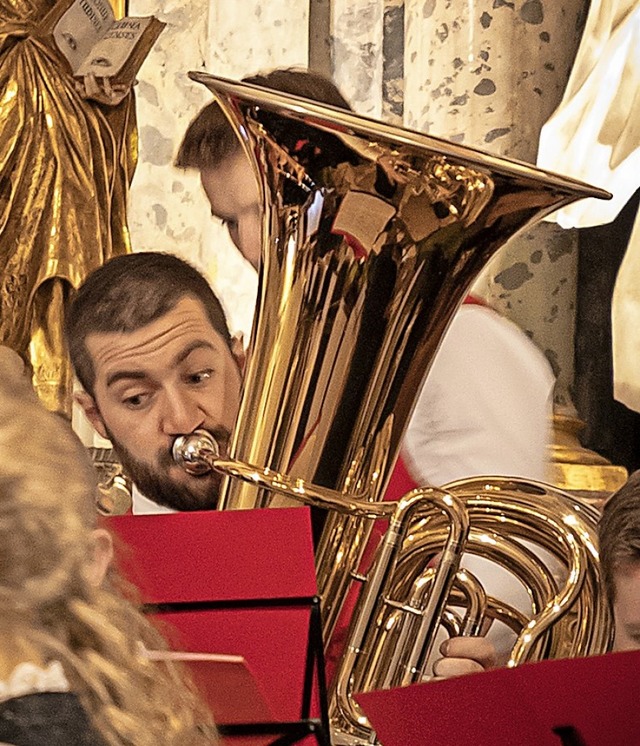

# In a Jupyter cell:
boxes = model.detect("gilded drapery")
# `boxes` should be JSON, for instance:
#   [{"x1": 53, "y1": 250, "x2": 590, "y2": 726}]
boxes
[{"x1": 0, "y1": 0, "x2": 136, "y2": 414}]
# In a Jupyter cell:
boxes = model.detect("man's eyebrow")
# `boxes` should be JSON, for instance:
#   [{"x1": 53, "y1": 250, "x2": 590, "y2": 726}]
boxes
[
  {"x1": 105, "y1": 342, "x2": 218, "y2": 389},
  {"x1": 106, "y1": 370, "x2": 148, "y2": 389},
  {"x1": 172, "y1": 340, "x2": 218, "y2": 367}
]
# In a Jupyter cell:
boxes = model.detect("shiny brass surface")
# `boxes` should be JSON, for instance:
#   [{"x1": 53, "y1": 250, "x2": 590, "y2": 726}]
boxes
[
  {"x1": 180, "y1": 74, "x2": 612, "y2": 744},
  {"x1": 89, "y1": 447, "x2": 133, "y2": 515},
  {"x1": 174, "y1": 433, "x2": 613, "y2": 743},
  {"x1": 395, "y1": 477, "x2": 611, "y2": 662},
  {"x1": 327, "y1": 479, "x2": 611, "y2": 739},
  {"x1": 110, "y1": 0, "x2": 126, "y2": 18},
  {"x1": 0, "y1": 0, "x2": 136, "y2": 415}
]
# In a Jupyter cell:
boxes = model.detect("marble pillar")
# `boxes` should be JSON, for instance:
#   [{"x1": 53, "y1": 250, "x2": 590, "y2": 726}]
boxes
[
  {"x1": 317, "y1": 0, "x2": 586, "y2": 414},
  {"x1": 399, "y1": 0, "x2": 626, "y2": 492},
  {"x1": 403, "y1": 0, "x2": 587, "y2": 414},
  {"x1": 330, "y1": 0, "x2": 385, "y2": 118}
]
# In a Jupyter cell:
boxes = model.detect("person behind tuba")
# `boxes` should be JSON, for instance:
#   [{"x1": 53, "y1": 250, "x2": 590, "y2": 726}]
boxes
[{"x1": 599, "y1": 470, "x2": 640, "y2": 652}]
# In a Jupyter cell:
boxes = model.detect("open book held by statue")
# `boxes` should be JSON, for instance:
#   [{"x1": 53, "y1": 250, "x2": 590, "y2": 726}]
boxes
[{"x1": 0, "y1": 0, "x2": 163, "y2": 415}]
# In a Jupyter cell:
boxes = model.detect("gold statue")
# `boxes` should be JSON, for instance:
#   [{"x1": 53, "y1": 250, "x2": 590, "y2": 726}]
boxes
[{"x1": 0, "y1": 0, "x2": 137, "y2": 415}]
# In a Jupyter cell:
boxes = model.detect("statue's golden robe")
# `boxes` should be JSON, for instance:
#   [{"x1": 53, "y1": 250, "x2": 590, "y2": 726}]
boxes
[{"x1": 0, "y1": 0, "x2": 136, "y2": 413}]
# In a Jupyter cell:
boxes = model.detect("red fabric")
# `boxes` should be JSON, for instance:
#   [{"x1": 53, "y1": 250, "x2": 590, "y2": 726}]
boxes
[
  {"x1": 383, "y1": 454, "x2": 418, "y2": 502},
  {"x1": 462, "y1": 293, "x2": 491, "y2": 308}
]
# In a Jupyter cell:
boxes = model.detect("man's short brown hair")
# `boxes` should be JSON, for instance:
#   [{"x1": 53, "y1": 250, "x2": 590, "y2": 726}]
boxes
[
  {"x1": 599, "y1": 470, "x2": 640, "y2": 605},
  {"x1": 65, "y1": 252, "x2": 232, "y2": 396}
]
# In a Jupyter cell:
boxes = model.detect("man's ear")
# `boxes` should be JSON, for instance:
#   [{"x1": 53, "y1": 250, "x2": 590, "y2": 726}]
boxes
[
  {"x1": 85, "y1": 528, "x2": 113, "y2": 587},
  {"x1": 75, "y1": 391, "x2": 109, "y2": 440},
  {"x1": 230, "y1": 333, "x2": 246, "y2": 373}
]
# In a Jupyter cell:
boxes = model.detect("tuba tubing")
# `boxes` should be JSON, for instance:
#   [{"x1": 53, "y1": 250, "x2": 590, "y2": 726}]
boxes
[
  {"x1": 173, "y1": 429, "x2": 470, "y2": 741},
  {"x1": 173, "y1": 433, "x2": 613, "y2": 744},
  {"x1": 184, "y1": 73, "x2": 611, "y2": 650}
]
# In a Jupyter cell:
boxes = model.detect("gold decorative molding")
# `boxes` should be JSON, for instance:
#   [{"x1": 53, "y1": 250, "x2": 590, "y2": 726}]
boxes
[{"x1": 547, "y1": 412, "x2": 627, "y2": 506}]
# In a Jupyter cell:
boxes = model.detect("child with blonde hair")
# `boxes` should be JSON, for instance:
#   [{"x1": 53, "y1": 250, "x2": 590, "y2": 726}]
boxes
[{"x1": 0, "y1": 347, "x2": 216, "y2": 745}]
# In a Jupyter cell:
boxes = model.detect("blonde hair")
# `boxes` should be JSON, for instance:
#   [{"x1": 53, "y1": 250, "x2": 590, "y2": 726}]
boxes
[{"x1": 0, "y1": 348, "x2": 215, "y2": 745}]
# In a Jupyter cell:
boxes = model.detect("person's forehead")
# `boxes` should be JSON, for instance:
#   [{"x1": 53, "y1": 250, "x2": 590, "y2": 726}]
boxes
[
  {"x1": 614, "y1": 561, "x2": 640, "y2": 602},
  {"x1": 201, "y1": 153, "x2": 259, "y2": 207},
  {"x1": 202, "y1": 148, "x2": 250, "y2": 179},
  {"x1": 86, "y1": 297, "x2": 228, "y2": 378}
]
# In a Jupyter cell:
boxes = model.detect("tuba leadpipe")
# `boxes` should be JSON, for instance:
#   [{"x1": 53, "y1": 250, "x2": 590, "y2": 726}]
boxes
[{"x1": 173, "y1": 428, "x2": 471, "y2": 742}]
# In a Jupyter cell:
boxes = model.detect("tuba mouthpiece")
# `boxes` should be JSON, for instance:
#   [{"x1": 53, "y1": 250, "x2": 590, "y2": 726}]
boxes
[{"x1": 172, "y1": 429, "x2": 219, "y2": 475}]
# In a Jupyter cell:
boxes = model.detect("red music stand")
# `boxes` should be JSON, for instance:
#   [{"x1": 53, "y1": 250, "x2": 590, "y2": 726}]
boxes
[
  {"x1": 142, "y1": 651, "x2": 275, "y2": 726},
  {"x1": 107, "y1": 507, "x2": 329, "y2": 746},
  {"x1": 355, "y1": 649, "x2": 640, "y2": 746}
]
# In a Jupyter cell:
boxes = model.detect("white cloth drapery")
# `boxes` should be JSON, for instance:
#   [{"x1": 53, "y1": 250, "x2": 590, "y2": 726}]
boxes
[{"x1": 537, "y1": 0, "x2": 640, "y2": 412}]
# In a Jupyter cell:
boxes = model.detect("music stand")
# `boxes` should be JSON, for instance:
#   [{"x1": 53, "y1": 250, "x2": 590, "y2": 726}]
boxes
[
  {"x1": 107, "y1": 507, "x2": 330, "y2": 746},
  {"x1": 355, "y1": 649, "x2": 640, "y2": 746},
  {"x1": 142, "y1": 651, "x2": 275, "y2": 726}
]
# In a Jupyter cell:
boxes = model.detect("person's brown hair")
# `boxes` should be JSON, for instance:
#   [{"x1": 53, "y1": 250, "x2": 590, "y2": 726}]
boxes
[
  {"x1": 65, "y1": 252, "x2": 232, "y2": 396},
  {"x1": 174, "y1": 97, "x2": 241, "y2": 170},
  {"x1": 175, "y1": 66, "x2": 352, "y2": 171},
  {"x1": 599, "y1": 470, "x2": 640, "y2": 605}
]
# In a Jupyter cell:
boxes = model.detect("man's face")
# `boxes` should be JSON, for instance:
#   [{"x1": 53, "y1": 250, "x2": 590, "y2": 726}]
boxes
[
  {"x1": 613, "y1": 561, "x2": 640, "y2": 651},
  {"x1": 200, "y1": 151, "x2": 262, "y2": 271},
  {"x1": 79, "y1": 297, "x2": 243, "y2": 511}
]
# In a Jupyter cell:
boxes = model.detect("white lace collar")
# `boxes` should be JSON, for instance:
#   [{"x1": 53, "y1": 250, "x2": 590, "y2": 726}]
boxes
[{"x1": 0, "y1": 661, "x2": 69, "y2": 703}]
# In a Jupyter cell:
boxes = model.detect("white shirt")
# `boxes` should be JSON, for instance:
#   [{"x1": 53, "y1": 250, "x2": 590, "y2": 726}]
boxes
[
  {"x1": 132, "y1": 486, "x2": 175, "y2": 515},
  {"x1": 401, "y1": 304, "x2": 557, "y2": 663},
  {"x1": 403, "y1": 303, "x2": 555, "y2": 487}
]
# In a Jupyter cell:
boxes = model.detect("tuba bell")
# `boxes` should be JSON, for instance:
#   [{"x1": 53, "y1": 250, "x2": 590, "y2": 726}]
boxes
[{"x1": 174, "y1": 73, "x2": 613, "y2": 744}]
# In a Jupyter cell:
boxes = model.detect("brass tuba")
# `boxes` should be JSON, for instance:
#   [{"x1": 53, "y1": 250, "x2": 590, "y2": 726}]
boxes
[{"x1": 174, "y1": 74, "x2": 613, "y2": 744}]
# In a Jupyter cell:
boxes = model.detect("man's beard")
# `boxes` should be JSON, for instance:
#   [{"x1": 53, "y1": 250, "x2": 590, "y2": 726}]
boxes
[{"x1": 108, "y1": 428, "x2": 231, "y2": 512}]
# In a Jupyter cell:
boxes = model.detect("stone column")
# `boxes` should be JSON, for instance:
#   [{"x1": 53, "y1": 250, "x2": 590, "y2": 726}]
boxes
[
  {"x1": 401, "y1": 0, "x2": 624, "y2": 493},
  {"x1": 328, "y1": 0, "x2": 385, "y2": 118},
  {"x1": 403, "y1": 0, "x2": 586, "y2": 405}
]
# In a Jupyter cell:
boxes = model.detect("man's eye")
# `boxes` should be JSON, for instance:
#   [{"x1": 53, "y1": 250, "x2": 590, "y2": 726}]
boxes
[
  {"x1": 188, "y1": 369, "x2": 213, "y2": 384},
  {"x1": 122, "y1": 393, "x2": 149, "y2": 409}
]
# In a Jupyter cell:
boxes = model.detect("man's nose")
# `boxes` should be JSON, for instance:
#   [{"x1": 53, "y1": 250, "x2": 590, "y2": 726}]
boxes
[{"x1": 160, "y1": 391, "x2": 206, "y2": 435}]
